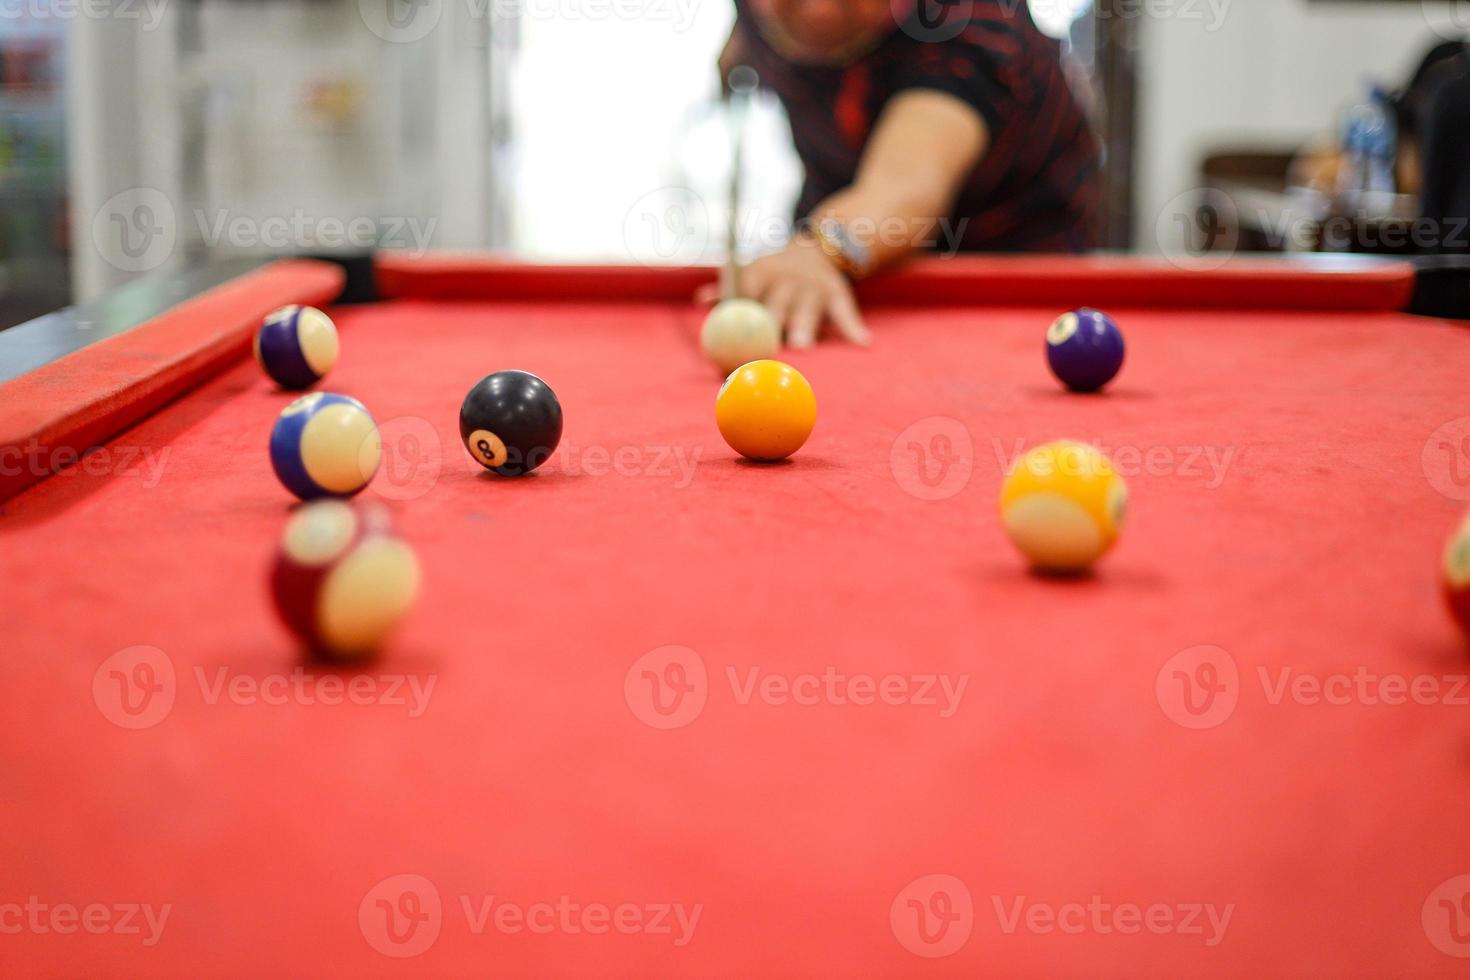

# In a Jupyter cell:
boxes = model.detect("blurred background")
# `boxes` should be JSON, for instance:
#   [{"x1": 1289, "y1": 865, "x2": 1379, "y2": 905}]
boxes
[{"x1": 1, "y1": 0, "x2": 1467, "y2": 324}]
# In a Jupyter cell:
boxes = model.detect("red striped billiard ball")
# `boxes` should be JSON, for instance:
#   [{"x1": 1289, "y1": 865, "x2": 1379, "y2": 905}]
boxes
[{"x1": 272, "y1": 500, "x2": 420, "y2": 659}]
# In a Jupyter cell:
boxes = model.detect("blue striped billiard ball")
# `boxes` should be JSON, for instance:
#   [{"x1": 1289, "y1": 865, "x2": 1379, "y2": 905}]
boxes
[
  {"x1": 255, "y1": 305, "x2": 339, "y2": 390},
  {"x1": 270, "y1": 392, "x2": 381, "y2": 500},
  {"x1": 1046, "y1": 308, "x2": 1125, "y2": 392}
]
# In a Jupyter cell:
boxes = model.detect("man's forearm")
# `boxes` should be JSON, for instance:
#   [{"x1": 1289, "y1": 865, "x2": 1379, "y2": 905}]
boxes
[
  {"x1": 802, "y1": 90, "x2": 988, "y2": 272},
  {"x1": 806, "y1": 181, "x2": 952, "y2": 272}
]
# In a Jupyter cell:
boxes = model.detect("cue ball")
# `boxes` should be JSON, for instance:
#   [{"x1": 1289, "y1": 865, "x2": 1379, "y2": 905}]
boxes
[
  {"x1": 255, "y1": 305, "x2": 339, "y2": 390},
  {"x1": 700, "y1": 298, "x2": 780, "y2": 374},
  {"x1": 1443, "y1": 512, "x2": 1470, "y2": 638},
  {"x1": 271, "y1": 499, "x2": 420, "y2": 659},
  {"x1": 715, "y1": 359, "x2": 817, "y2": 461},
  {"x1": 1046, "y1": 308, "x2": 1125, "y2": 392},
  {"x1": 1000, "y1": 440, "x2": 1128, "y2": 572},
  {"x1": 459, "y1": 370, "x2": 564, "y2": 476},
  {"x1": 270, "y1": 392, "x2": 381, "y2": 501}
]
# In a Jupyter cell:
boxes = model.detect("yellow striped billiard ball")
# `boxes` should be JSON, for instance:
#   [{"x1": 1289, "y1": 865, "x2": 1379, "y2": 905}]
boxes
[
  {"x1": 715, "y1": 359, "x2": 816, "y2": 461},
  {"x1": 1000, "y1": 441, "x2": 1128, "y2": 572}
]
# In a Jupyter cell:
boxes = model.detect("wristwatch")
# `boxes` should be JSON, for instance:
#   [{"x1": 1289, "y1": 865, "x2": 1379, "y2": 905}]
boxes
[{"x1": 805, "y1": 217, "x2": 874, "y2": 279}]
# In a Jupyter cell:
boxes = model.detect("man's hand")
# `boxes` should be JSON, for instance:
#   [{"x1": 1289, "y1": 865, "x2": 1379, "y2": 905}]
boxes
[{"x1": 698, "y1": 236, "x2": 871, "y2": 348}]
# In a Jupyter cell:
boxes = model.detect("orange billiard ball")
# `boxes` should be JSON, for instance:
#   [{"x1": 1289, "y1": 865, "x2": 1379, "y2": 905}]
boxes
[{"x1": 715, "y1": 359, "x2": 816, "y2": 461}]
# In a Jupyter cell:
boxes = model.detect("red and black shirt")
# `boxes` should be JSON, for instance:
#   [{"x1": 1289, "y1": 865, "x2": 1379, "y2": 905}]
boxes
[{"x1": 734, "y1": 0, "x2": 1100, "y2": 252}]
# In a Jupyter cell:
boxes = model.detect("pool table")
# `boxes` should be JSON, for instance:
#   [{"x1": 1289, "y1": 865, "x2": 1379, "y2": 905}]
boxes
[{"x1": 3, "y1": 253, "x2": 1470, "y2": 976}]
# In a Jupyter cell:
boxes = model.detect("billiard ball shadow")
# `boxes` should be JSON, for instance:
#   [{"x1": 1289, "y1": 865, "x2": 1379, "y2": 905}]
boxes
[
  {"x1": 1023, "y1": 384, "x2": 1154, "y2": 401},
  {"x1": 444, "y1": 467, "x2": 565, "y2": 491},
  {"x1": 298, "y1": 644, "x2": 440, "y2": 673},
  {"x1": 301, "y1": 647, "x2": 378, "y2": 672},
  {"x1": 474, "y1": 469, "x2": 550, "y2": 484},
  {"x1": 302, "y1": 645, "x2": 375, "y2": 670},
  {"x1": 244, "y1": 497, "x2": 341, "y2": 526},
  {"x1": 979, "y1": 561, "x2": 1167, "y2": 590},
  {"x1": 207, "y1": 642, "x2": 436, "y2": 678},
  {"x1": 1420, "y1": 634, "x2": 1470, "y2": 672},
  {"x1": 1027, "y1": 566, "x2": 1100, "y2": 584},
  {"x1": 728, "y1": 456, "x2": 844, "y2": 471},
  {"x1": 281, "y1": 494, "x2": 388, "y2": 516}
]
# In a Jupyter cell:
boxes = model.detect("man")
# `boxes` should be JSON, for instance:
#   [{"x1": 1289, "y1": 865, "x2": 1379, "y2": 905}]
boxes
[{"x1": 712, "y1": 0, "x2": 1100, "y2": 347}]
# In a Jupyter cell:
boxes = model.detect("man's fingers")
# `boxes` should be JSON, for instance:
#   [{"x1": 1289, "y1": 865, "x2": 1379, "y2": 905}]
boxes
[
  {"x1": 703, "y1": 253, "x2": 867, "y2": 350},
  {"x1": 788, "y1": 291, "x2": 823, "y2": 349},
  {"x1": 764, "y1": 280, "x2": 797, "y2": 329},
  {"x1": 827, "y1": 289, "x2": 872, "y2": 346}
]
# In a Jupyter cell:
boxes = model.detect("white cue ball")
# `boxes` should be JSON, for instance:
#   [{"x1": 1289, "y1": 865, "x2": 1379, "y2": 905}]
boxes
[{"x1": 700, "y1": 298, "x2": 780, "y2": 374}]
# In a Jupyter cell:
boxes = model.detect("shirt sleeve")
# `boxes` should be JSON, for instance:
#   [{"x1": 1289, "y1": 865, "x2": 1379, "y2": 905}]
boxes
[{"x1": 888, "y1": 28, "x2": 1022, "y2": 137}]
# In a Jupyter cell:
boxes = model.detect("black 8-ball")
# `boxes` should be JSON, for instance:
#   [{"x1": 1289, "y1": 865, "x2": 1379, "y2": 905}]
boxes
[{"x1": 459, "y1": 370, "x2": 563, "y2": 476}]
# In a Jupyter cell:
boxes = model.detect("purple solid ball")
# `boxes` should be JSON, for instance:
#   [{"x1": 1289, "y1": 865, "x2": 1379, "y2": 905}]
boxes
[{"x1": 1046, "y1": 308, "x2": 1125, "y2": 392}]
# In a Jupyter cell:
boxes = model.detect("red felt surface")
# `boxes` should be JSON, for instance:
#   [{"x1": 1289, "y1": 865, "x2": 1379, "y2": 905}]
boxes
[{"x1": 3, "y1": 279, "x2": 1470, "y2": 976}]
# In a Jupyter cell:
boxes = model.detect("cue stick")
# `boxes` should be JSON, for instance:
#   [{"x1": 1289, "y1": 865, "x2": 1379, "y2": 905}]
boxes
[{"x1": 723, "y1": 66, "x2": 759, "y2": 302}]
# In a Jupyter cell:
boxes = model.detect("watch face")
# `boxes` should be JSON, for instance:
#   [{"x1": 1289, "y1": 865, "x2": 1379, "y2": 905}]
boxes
[
  {"x1": 827, "y1": 222, "x2": 871, "y2": 272},
  {"x1": 806, "y1": 218, "x2": 872, "y2": 276}
]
